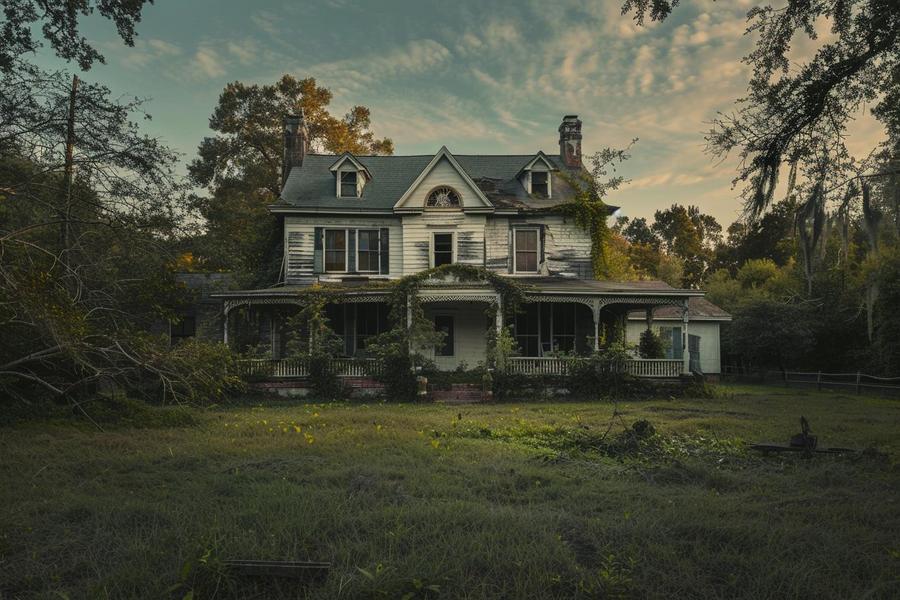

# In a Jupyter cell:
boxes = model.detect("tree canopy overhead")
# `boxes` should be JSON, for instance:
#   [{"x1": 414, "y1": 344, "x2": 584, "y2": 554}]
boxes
[
  {"x1": 0, "y1": 0, "x2": 153, "y2": 72},
  {"x1": 622, "y1": 0, "x2": 900, "y2": 218}
]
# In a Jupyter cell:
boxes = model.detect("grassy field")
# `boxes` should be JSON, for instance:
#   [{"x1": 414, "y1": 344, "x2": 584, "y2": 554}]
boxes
[{"x1": 1, "y1": 385, "x2": 899, "y2": 599}]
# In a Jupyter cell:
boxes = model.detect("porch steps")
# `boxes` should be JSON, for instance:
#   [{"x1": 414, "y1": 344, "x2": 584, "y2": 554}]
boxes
[{"x1": 431, "y1": 383, "x2": 486, "y2": 404}]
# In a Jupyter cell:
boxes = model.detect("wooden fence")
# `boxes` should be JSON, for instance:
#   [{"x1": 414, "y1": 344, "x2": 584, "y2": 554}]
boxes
[{"x1": 722, "y1": 366, "x2": 900, "y2": 396}]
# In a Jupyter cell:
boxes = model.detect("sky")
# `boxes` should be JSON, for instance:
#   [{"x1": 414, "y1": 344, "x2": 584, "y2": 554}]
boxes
[{"x1": 30, "y1": 0, "x2": 886, "y2": 227}]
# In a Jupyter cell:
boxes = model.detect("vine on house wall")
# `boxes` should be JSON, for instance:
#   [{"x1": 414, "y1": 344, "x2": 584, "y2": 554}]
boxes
[{"x1": 555, "y1": 169, "x2": 613, "y2": 279}]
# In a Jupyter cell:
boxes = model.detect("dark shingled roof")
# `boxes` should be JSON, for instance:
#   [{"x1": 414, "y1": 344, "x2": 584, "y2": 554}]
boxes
[
  {"x1": 275, "y1": 152, "x2": 615, "y2": 213},
  {"x1": 628, "y1": 297, "x2": 732, "y2": 321},
  {"x1": 213, "y1": 277, "x2": 700, "y2": 299}
]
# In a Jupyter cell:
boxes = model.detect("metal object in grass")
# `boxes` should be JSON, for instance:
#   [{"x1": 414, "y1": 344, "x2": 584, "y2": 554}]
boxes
[
  {"x1": 750, "y1": 416, "x2": 857, "y2": 455},
  {"x1": 223, "y1": 559, "x2": 331, "y2": 579}
]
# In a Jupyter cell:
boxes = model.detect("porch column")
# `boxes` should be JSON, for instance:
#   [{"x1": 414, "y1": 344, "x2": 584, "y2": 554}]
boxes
[
  {"x1": 495, "y1": 293, "x2": 503, "y2": 334},
  {"x1": 681, "y1": 299, "x2": 690, "y2": 375},
  {"x1": 592, "y1": 299, "x2": 601, "y2": 351},
  {"x1": 223, "y1": 308, "x2": 229, "y2": 346}
]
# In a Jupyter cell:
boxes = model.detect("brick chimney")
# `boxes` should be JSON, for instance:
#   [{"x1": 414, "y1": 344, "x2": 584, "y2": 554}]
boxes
[
  {"x1": 282, "y1": 110, "x2": 309, "y2": 185},
  {"x1": 558, "y1": 115, "x2": 582, "y2": 168}
]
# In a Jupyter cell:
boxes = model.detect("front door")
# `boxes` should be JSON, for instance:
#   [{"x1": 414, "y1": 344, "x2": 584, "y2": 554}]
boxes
[{"x1": 688, "y1": 334, "x2": 701, "y2": 374}]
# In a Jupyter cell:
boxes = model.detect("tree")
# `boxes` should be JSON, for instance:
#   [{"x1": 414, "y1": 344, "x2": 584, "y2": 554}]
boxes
[
  {"x1": 729, "y1": 298, "x2": 815, "y2": 370},
  {"x1": 651, "y1": 204, "x2": 720, "y2": 286},
  {"x1": 188, "y1": 75, "x2": 394, "y2": 284},
  {"x1": 0, "y1": 64, "x2": 222, "y2": 407},
  {"x1": 0, "y1": 0, "x2": 152, "y2": 72},
  {"x1": 190, "y1": 75, "x2": 394, "y2": 196}
]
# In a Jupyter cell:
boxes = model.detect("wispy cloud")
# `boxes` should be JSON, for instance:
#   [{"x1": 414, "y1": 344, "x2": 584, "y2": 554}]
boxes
[
  {"x1": 306, "y1": 39, "x2": 452, "y2": 95},
  {"x1": 117, "y1": 38, "x2": 182, "y2": 69}
]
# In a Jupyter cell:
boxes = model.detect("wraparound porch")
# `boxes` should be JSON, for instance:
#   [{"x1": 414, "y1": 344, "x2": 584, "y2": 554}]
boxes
[{"x1": 214, "y1": 277, "x2": 703, "y2": 377}]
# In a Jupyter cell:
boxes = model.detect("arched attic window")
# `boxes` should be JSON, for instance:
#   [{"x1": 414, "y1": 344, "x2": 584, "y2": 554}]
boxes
[{"x1": 425, "y1": 186, "x2": 461, "y2": 208}]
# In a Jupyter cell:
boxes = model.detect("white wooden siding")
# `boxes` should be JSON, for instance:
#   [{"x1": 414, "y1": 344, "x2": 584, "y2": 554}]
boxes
[
  {"x1": 625, "y1": 320, "x2": 723, "y2": 374},
  {"x1": 485, "y1": 216, "x2": 509, "y2": 272},
  {"x1": 422, "y1": 303, "x2": 490, "y2": 370},
  {"x1": 484, "y1": 215, "x2": 593, "y2": 277},
  {"x1": 401, "y1": 213, "x2": 486, "y2": 274},
  {"x1": 283, "y1": 215, "x2": 402, "y2": 283}
]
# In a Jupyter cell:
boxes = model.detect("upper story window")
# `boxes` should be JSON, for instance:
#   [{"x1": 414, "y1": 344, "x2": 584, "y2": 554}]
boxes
[
  {"x1": 324, "y1": 229, "x2": 347, "y2": 272},
  {"x1": 514, "y1": 228, "x2": 539, "y2": 273},
  {"x1": 357, "y1": 229, "x2": 380, "y2": 273},
  {"x1": 531, "y1": 171, "x2": 549, "y2": 198},
  {"x1": 426, "y1": 186, "x2": 461, "y2": 208},
  {"x1": 339, "y1": 171, "x2": 358, "y2": 198},
  {"x1": 432, "y1": 232, "x2": 454, "y2": 267}
]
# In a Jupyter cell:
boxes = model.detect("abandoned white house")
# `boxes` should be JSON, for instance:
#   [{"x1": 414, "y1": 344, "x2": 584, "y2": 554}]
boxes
[{"x1": 213, "y1": 114, "x2": 728, "y2": 378}]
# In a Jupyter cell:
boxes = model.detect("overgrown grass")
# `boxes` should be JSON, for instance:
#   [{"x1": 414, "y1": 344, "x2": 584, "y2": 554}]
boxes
[{"x1": 1, "y1": 385, "x2": 899, "y2": 598}]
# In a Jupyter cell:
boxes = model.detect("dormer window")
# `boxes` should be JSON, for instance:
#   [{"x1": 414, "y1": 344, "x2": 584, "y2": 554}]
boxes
[
  {"x1": 531, "y1": 171, "x2": 549, "y2": 198},
  {"x1": 330, "y1": 153, "x2": 370, "y2": 198},
  {"x1": 519, "y1": 153, "x2": 556, "y2": 199},
  {"x1": 339, "y1": 171, "x2": 358, "y2": 198}
]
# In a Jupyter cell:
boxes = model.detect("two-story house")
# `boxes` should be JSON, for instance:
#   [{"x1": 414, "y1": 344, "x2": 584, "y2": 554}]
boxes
[{"x1": 215, "y1": 115, "x2": 728, "y2": 377}]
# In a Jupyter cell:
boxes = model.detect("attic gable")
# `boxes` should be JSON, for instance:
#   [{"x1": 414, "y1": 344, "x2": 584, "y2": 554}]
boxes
[
  {"x1": 394, "y1": 146, "x2": 493, "y2": 213},
  {"x1": 329, "y1": 152, "x2": 372, "y2": 179},
  {"x1": 518, "y1": 151, "x2": 558, "y2": 174}
]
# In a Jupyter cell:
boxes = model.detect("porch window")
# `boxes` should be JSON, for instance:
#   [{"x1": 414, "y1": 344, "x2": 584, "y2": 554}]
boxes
[
  {"x1": 659, "y1": 326, "x2": 682, "y2": 359},
  {"x1": 356, "y1": 303, "x2": 388, "y2": 351},
  {"x1": 324, "y1": 229, "x2": 347, "y2": 272},
  {"x1": 432, "y1": 233, "x2": 454, "y2": 267},
  {"x1": 514, "y1": 229, "x2": 539, "y2": 273},
  {"x1": 434, "y1": 315, "x2": 454, "y2": 356},
  {"x1": 531, "y1": 171, "x2": 549, "y2": 198},
  {"x1": 551, "y1": 304, "x2": 576, "y2": 353},
  {"x1": 357, "y1": 230, "x2": 380, "y2": 272},
  {"x1": 513, "y1": 304, "x2": 540, "y2": 356},
  {"x1": 339, "y1": 171, "x2": 358, "y2": 197}
]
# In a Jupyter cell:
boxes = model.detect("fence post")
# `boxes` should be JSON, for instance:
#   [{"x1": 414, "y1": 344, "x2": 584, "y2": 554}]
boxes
[
  {"x1": 816, "y1": 371, "x2": 821, "y2": 391},
  {"x1": 856, "y1": 371, "x2": 861, "y2": 395}
]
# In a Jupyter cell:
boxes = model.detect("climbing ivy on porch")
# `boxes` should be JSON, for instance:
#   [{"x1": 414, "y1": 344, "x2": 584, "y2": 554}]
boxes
[{"x1": 365, "y1": 264, "x2": 529, "y2": 400}]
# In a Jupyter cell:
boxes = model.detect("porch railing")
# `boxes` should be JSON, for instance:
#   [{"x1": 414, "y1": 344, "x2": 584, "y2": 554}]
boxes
[
  {"x1": 505, "y1": 357, "x2": 683, "y2": 378},
  {"x1": 237, "y1": 358, "x2": 381, "y2": 378},
  {"x1": 238, "y1": 357, "x2": 681, "y2": 380}
]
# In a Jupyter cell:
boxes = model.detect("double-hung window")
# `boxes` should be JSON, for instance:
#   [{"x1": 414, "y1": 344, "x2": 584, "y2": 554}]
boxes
[
  {"x1": 531, "y1": 171, "x2": 549, "y2": 197},
  {"x1": 340, "y1": 171, "x2": 358, "y2": 197},
  {"x1": 514, "y1": 228, "x2": 539, "y2": 273},
  {"x1": 324, "y1": 229, "x2": 347, "y2": 272},
  {"x1": 357, "y1": 229, "x2": 380, "y2": 272},
  {"x1": 432, "y1": 233, "x2": 454, "y2": 267}
]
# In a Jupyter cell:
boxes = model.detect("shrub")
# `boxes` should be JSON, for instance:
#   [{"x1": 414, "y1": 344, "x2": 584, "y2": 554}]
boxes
[{"x1": 638, "y1": 328, "x2": 665, "y2": 359}]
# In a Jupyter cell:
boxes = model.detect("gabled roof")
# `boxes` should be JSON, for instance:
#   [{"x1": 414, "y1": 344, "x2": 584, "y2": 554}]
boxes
[
  {"x1": 274, "y1": 150, "x2": 603, "y2": 213},
  {"x1": 329, "y1": 152, "x2": 372, "y2": 180},
  {"x1": 518, "y1": 151, "x2": 558, "y2": 174},
  {"x1": 394, "y1": 146, "x2": 492, "y2": 212}
]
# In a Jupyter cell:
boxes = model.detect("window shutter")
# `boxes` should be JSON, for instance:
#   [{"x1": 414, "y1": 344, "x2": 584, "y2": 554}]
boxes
[
  {"x1": 507, "y1": 226, "x2": 514, "y2": 273},
  {"x1": 379, "y1": 228, "x2": 390, "y2": 274},
  {"x1": 347, "y1": 229, "x2": 357, "y2": 272},
  {"x1": 539, "y1": 224, "x2": 546, "y2": 266},
  {"x1": 313, "y1": 227, "x2": 324, "y2": 273}
]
